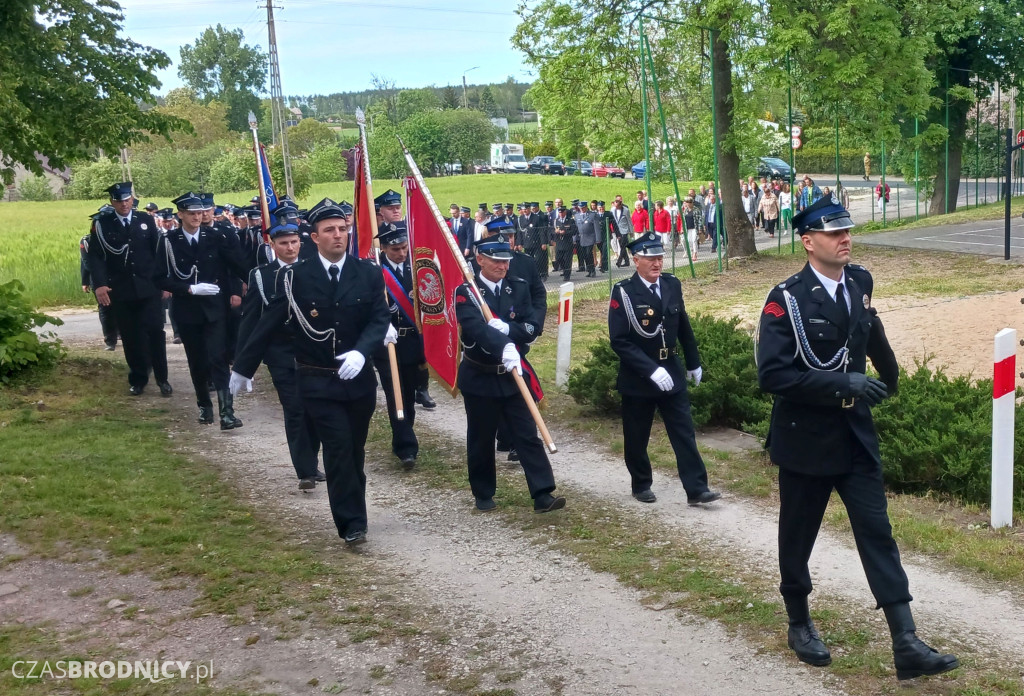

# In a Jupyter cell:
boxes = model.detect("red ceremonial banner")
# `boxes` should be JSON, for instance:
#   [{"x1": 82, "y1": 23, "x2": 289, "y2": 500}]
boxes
[
  {"x1": 352, "y1": 143, "x2": 376, "y2": 260},
  {"x1": 404, "y1": 176, "x2": 461, "y2": 394}
]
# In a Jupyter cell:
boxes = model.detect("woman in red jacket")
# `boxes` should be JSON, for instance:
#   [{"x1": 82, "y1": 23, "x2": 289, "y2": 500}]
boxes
[{"x1": 631, "y1": 200, "x2": 649, "y2": 235}]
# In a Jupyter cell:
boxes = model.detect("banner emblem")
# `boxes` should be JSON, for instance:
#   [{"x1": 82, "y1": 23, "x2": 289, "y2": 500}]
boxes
[{"x1": 415, "y1": 258, "x2": 445, "y2": 316}]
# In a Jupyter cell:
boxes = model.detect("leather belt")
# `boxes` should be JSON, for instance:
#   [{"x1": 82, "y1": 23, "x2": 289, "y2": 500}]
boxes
[
  {"x1": 461, "y1": 353, "x2": 508, "y2": 375},
  {"x1": 295, "y1": 361, "x2": 338, "y2": 376},
  {"x1": 397, "y1": 327, "x2": 415, "y2": 336}
]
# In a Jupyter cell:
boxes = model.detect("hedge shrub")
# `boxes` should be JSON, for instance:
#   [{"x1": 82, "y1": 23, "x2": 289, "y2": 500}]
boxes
[{"x1": 0, "y1": 280, "x2": 65, "y2": 384}]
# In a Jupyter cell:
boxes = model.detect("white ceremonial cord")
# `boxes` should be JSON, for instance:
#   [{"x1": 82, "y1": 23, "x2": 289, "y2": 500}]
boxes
[
  {"x1": 783, "y1": 289, "x2": 849, "y2": 372},
  {"x1": 283, "y1": 270, "x2": 334, "y2": 344}
]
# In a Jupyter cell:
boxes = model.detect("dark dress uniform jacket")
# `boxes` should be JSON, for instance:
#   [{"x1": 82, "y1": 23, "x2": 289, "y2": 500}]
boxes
[
  {"x1": 237, "y1": 261, "x2": 293, "y2": 369},
  {"x1": 87, "y1": 211, "x2": 162, "y2": 301},
  {"x1": 233, "y1": 256, "x2": 391, "y2": 400},
  {"x1": 157, "y1": 226, "x2": 250, "y2": 324},
  {"x1": 756, "y1": 263, "x2": 898, "y2": 476},
  {"x1": 377, "y1": 256, "x2": 424, "y2": 366},
  {"x1": 610, "y1": 272, "x2": 700, "y2": 398},
  {"x1": 455, "y1": 275, "x2": 540, "y2": 398}
]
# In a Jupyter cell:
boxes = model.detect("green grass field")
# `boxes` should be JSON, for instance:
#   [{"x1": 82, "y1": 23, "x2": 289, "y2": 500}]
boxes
[{"x1": 0, "y1": 176, "x2": 694, "y2": 309}]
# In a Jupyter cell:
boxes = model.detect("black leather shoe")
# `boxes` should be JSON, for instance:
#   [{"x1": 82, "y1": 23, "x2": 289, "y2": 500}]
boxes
[
  {"x1": 344, "y1": 528, "x2": 367, "y2": 545},
  {"x1": 128, "y1": 385, "x2": 144, "y2": 396},
  {"x1": 158, "y1": 381, "x2": 173, "y2": 397},
  {"x1": 534, "y1": 493, "x2": 566, "y2": 513},
  {"x1": 415, "y1": 387, "x2": 436, "y2": 410},
  {"x1": 632, "y1": 489, "x2": 657, "y2": 503},
  {"x1": 883, "y1": 603, "x2": 959, "y2": 680},
  {"x1": 313, "y1": 469, "x2": 326, "y2": 482},
  {"x1": 104, "y1": 344, "x2": 116, "y2": 351},
  {"x1": 475, "y1": 497, "x2": 496, "y2": 512},
  {"x1": 172, "y1": 335, "x2": 182, "y2": 345},
  {"x1": 197, "y1": 406, "x2": 214, "y2": 424},
  {"x1": 298, "y1": 478, "x2": 316, "y2": 491},
  {"x1": 687, "y1": 490, "x2": 722, "y2": 506},
  {"x1": 507, "y1": 448, "x2": 519, "y2": 462},
  {"x1": 400, "y1": 455, "x2": 416, "y2": 470},
  {"x1": 788, "y1": 622, "x2": 832, "y2": 666},
  {"x1": 496, "y1": 442, "x2": 511, "y2": 453}
]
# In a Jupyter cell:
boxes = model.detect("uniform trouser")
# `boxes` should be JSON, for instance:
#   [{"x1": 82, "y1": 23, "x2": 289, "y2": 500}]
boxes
[
  {"x1": 615, "y1": 236, "x2": 631, "y2": 266},
  {"x1": 596, "y1": 241, "x2": 608, "y2": 271},
  {"x1": 177, "y1": 318, "x2": 228, "y2": 407},
  {"x1": 555, "y1": 243, "x2": 574, "y2": 278},
  {"x1": 164, "y1": 296, "x2": 179, "y2": 337},
  {"x1": 462, "y1": 391, "x2": 556, "y2": 501},
  {"x1": 777, "y1": 445, "x2": 911, "y2": 608},
  {"x1": 267, "y1": 363, "x2": 321, "y2": 479},
  {"x1": 97, "y1": 300, "x2": 118, "y2": 346},
  {"x1": 375, "y1": 357, "x2": 419, "y2": 460},
  {"x1": 301, "y1": 388, "x2": 376, "y2": 537},
  {"x1": 225, "y1": 304, "x2": 242, "y2": 363},
  {"x1": 111, "y1": 295, "x2": 168, "y2": 388},
  {"x1": 578, "y1": 244, "x2": 595, "y2": 272},
  {"x1": 416, "y1": 364, "x2": 430, "y2": 390},
  {"x1": 524, "y1": 246, "x2": 547, "y2": 278},
  {"x1": 621, "y1": 391, "x2": 710, "y2": 497}
]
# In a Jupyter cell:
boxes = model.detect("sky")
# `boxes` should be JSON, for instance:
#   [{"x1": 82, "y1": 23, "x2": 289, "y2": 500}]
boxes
[{"x1": 117, "y1": 0, "x2": 533, "y2": 97}]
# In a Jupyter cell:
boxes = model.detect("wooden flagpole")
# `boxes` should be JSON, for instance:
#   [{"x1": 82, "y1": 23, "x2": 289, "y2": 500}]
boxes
[
  {"x1": 398, "y1": 137, "x2": 557, "y2": 454},
  {"x1": 356, "y1": 108, "x2": 404, "y2": 420}
]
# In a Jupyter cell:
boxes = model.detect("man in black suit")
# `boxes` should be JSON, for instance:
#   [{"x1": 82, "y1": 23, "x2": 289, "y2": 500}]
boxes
[
  {"x1": 455, "y1": 234, "x2": 565, "y2": 514},
  {"x1": 231, "y1": 198, "x2": 390, "y2": 546},
  {"x1": 157, "y1": 192, "x2": 249, "y2": 428},
  {"x1": 608, "y1": 231, "x2": 721, "y2": 506},
  {"x1": 234, "y1": 221, "x2": 324, "y2": 490},
  {"x1": 87, "y1": 182, "x2": 171, "y2": 396},
  {"x1": 757, "y1": 196, "x2": 957, "y2": 679},
  {"x1": 551, "y1": 205, "x2": 577, "y2": 281},
  {"x1": 80, "y1": 208, "x2": 119, "y2": 351},
  {"x1": 372, "y1": 221, "x2": 422, "y2": 469},
  {"x1": 517, "y1": 201, "x2": 548, "y2": 280},
  {"x1": 457, "y1": 206, "x2": 477, "y2": 258}
]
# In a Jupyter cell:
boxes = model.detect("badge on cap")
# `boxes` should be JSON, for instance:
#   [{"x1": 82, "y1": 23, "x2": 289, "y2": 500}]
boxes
[{"x1": 863, "y1": 294, "x2": 870, "y2": 308}]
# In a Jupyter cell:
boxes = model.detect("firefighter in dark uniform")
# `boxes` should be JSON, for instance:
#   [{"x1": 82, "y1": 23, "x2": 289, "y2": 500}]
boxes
[
  {"x1": 541, "y1": 201, "x2": 555, "y2": 273},
  {"x1": 87, "y1": 183, "x2": 171, "y2": 396},
  {"x1": 81, "y1": 207, "x2": 119, "y2": 350},
  {"x1": 372, "y1": 221, "x2": 422, "y2": 468},
  {"x1": 551, "y1": 205, "x2": 577, "y2": 281},
  {"x1": 203, "y1": 194, "x2": 246, "y2": 364},
  {"x1": 157, "y1": 192, "x2": 249, "y2": 428},
  {"x1": 455, "y1": 234, "x2": 565, "y2": 514},
  {"x1": 518, "y1": 202, "x2": 549, "y2": 280},
  {"x1": 608, "y1": 231, "x2": 721, "y2": 506},
  {"x1": 235, "y1": 220, "x2": 324, "y2": 490},
  {"x1": 231, "y1": 198, "x2": 391, "y2": 546},
  {"x1": 756, "y1": 196, "x2": 958, "y2": 679}
]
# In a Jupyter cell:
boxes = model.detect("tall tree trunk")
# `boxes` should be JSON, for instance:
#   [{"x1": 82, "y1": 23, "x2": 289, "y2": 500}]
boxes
[
  {"x1": 928, "y1": 53, "x2": 972, "y2": 216},
  {"x1": 710, "y1": 30, "x2": 755, "y2": 258}
]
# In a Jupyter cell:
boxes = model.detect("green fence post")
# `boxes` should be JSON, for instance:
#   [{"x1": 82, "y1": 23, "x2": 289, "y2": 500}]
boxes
[
  {"x1": 975, "y1": 81, "x2": 980, "y2": 208},
  {"x1": 834, "y1": 112, "x2": 841, "y2": 190},
  {"x1": 881, "y1": 136, "x2": 886, "y2": 228},
  {"x1": 643, "y1": 34, "x2": 695, "y2": 278},
  {"x1": 639, "y1": 14, "x2": 654, "y2": 236},
  {"x1": 944, "y1": 66, "x2": 950, "y2": 214},
  {"x1": 708, "y1": 29, "x2": 724, "y2": 271}
]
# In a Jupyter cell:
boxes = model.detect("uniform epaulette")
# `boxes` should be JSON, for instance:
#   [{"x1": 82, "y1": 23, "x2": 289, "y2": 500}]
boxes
[
  {"x1": 846, "y1": 263, "x2": 867, "y2": 271},
  {"x1": 506, "y1": 275, "x2": 527, "y2": 284},
  {"x1": 614, "y1": 279, "x2": 628, "y2": 288},
  {"x1": 778, "y1": 273, "x2": 801, "y2": 290}
]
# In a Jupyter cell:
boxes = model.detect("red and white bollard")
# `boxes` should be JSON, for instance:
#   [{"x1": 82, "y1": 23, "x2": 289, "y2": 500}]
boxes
[
  {"x1": 991, "y1": 328, "x2": 1016, "y2": 529},
  {"x1": 555, "y1": 282, "x2": 574, "y2": 387}
]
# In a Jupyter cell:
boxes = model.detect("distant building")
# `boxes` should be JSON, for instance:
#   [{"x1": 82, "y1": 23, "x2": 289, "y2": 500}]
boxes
[
  {"x1": 286, "y1": 106, "x2": 303, "y2": 128},
  {"x1": 1, "y1": 153, "x2": 70, "y2": 201}
]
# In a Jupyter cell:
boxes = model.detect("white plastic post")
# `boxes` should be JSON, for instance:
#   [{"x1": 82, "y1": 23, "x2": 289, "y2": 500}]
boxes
[
  {"x1": 991, "y1": 328, "x2": 1016, "y2": 529},
  {"x1": 555, "y1": 282, "x2": 575, "y2": 388}
]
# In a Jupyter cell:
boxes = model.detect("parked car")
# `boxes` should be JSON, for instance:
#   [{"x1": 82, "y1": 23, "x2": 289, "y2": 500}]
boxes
[
  {"x1": 527, "y1": 156, "x2": 566, "y2": 175},
  {"x1": 569, "y1": 160, "x2": 593, "y2": 176},
  {"x1": 471, "y1": 159, "x2": 491, "y2": 174},
  {"x1": 592, "y1": 162, "x2": 626, "y2": 178},
  {"x1": 757, "y1": 157, "x2": 793, "y2": 180},
  {"x1": 631, "y1": 161, "x2": 647, "y2": 179}
]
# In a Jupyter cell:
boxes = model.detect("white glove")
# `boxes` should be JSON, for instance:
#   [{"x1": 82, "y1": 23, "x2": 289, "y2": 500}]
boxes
[
  {"x1": 488, "y1": 317, "x2": 510, "y2": 335},
  {"x1": 686, "y1": 366, "x2": 703, "y2": 386},
  {"x1": 501, "y1": 343, "x2": 522, "y2": 376},
  {"x1": 229, "y1": 371, "x2": 253, "y2": 396},
  {"x1": 650, "y1": 367, "x2": 674, "y2": 392},
  {"x1": 335, "y1": 350, "x2": 365, "y2": 380},
  {"x1": 189, "y1": 282, "x2": 221, "y2": 296},
  {"x1": 383, "y1": 324, "x2": 398, "y2": 346}
]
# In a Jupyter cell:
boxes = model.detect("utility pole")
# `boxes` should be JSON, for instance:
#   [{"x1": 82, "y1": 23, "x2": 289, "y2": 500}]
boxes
[{"x1": 264, "y1": 0, "x2": 294, "y2": 198}]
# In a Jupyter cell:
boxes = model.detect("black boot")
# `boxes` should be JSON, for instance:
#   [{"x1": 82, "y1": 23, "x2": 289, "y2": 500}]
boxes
[
  {"x1": 882, "y1": 603, "x2": 959, "y2": 680},
  {"x1": 415, "y1": 386, "x2": 436, "y2": 410},
  {"x1": 783, "y1": 596, "x2": 831, "y2": 666},
  {"x1": 217, "y1": 389, "x2": 243, "y2": 431},
  {"x1": 197, "y1": 405, "x2": 214, "y2": 425}
]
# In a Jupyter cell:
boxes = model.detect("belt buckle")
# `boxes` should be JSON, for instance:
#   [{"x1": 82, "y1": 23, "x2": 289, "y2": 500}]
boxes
[
  {"x1": 496, "y1": 364, "x2": 507, "y2": 375},
  {"x1": 841, "y1": 397, "x2": 855, "y2": 409},
  {"x1": 659, "y1": 347, "x2": 669, "y2": 360}
]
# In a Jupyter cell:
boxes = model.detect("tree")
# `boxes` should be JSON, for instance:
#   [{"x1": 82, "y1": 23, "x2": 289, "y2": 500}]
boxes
[
  {"x1": 0, "y1": 0, "x2": 186, "y2": 185},
  {"x1": 287, "y1": 118, "x2": 337, "y2": 156},
  {"x1": 130, "y1": 88, "x2": 231, "y2": 154},
  {"x1": 307, "y1": 142, "x2": 345, "y2": 183},
  {"x1": 441, "y1": 85, "x2": 460, "y2": 110},
  {"x1": 479, "y1": 86, "x2": 498, "y2": 118},
  {"x1": 178, "y1": 25, "x2": 268, "y2": 132}
]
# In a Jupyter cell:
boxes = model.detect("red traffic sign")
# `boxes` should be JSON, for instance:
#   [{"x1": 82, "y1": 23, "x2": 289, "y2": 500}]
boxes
[
  {"x1": 791, "y1": 136, "x2": 802, "y2": 150},
  {"x1": 1017, "y1": 129, "x2": 1024, "y2": 145},
  {"x1": 790, "y1": 125, "x2": 802, "y2": 137}
]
